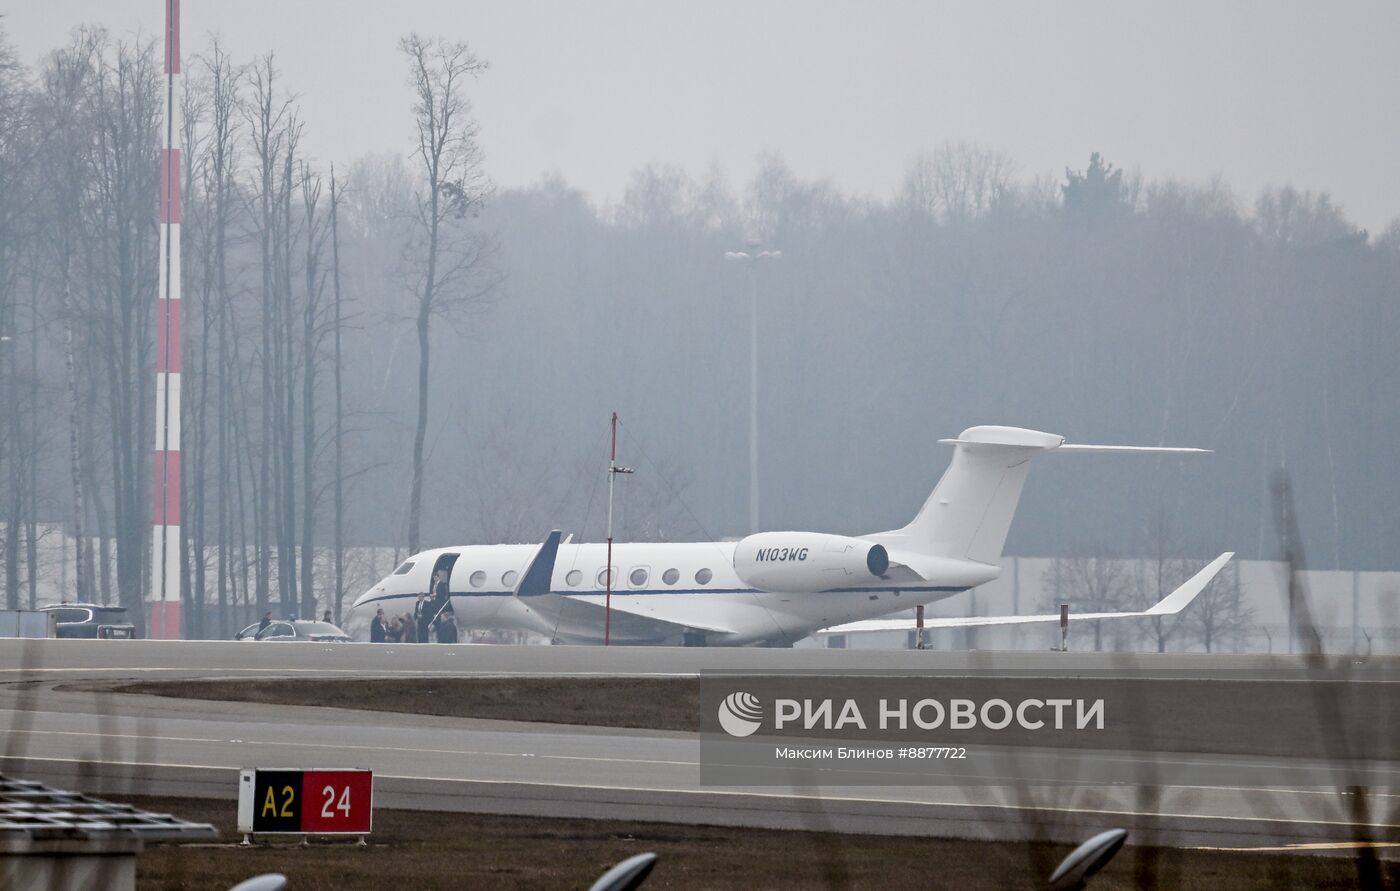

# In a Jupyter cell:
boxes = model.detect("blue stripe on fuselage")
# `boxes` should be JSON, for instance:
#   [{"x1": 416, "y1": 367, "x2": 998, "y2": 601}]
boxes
[{"x1": 355, "y1": 585, "x2": 969, "y2": 608}]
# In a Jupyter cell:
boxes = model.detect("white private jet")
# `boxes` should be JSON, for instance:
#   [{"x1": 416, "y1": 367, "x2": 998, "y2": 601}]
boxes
[{"x1": 353, "y1": 426, "x2": 1233, "y2": 646}]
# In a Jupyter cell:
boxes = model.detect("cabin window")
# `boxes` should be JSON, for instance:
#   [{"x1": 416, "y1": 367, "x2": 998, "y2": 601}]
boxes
[
  {"x1": 596, "y1": 567, "x2": 616, "y2": 587},
  {"x1": 695, "y1": 568, "x2": 713, "y2": 585},
  {"x1": 566, "y1": 570, "x2": 582, "y2": 586},
  {"x1": 469, "y1": 570, "x2": 486, "y2": 588},
  {"x1": 662, "y1": 568, "x2": 679, "y2": 585},
  {"x1": 392, "y1": 561, "x2": 415, "y2": 575},
  {"x1": 629, "y1": 568, "x2": 649, "y2": 586},
  {"x1": 502, "y1": 570, "x2": 519, "y2": 587}
]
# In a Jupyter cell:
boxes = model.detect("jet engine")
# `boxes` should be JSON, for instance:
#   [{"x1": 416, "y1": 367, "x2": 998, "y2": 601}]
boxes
[{"x1": 733, "y1": 532, "x2": 889, "y2": 593}]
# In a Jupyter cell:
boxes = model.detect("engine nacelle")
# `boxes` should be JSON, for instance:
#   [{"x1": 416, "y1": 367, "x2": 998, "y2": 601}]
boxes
[{"x1": 733, "y1": 532, "x2": 890, "y2": 593}]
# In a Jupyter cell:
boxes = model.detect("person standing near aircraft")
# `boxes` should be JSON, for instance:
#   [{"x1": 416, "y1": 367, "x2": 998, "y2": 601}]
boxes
[
  {"x1": 370, "y1": 609, "x2": 387, "y2": 643},
  {"x1": 431, "y1": 570, "x2": 450, "y2": 617},
  {"x1": 413, "y1": 593, "x2": 431, "y2": 643},
  {"x1": 435, "y1": 609, "x2": 459, "y2": 644}
]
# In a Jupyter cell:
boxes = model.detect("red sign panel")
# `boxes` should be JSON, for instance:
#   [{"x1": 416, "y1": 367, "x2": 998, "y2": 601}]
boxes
[{"x1": 299, "y1": 770, "x2": 373, "y2": 834}]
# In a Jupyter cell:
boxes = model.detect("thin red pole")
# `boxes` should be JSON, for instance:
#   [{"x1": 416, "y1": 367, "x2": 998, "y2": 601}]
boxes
[{"x1": 605, "y1": 412, "x2": 617, "y2": 646}]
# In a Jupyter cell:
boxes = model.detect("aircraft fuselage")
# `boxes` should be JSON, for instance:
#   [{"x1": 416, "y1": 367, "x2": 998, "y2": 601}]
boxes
[{"x1": 354, "y1": 540, "x2": 992, "y2": 645}]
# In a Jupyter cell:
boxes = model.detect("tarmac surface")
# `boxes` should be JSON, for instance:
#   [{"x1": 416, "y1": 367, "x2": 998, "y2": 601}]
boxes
[{"x1": 0, "y1": 639, "x2": 1396, "y2": 852}]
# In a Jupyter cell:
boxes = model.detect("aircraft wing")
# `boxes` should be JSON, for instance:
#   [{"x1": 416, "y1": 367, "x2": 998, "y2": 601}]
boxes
[
  {"x1": 513, "y1": 532, "x2": 735, "y2": 640},
  {"x1": 525, "y1": 593, "x2": 738, "y2": 640},
  {"x1": 818, "y1": 552, "x2": 1233, "y2": 636}
]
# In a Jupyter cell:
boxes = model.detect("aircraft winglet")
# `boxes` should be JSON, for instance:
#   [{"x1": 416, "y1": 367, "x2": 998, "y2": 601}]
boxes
[
  {"x1": 514, "y1": 530, "x2": 564, "y2": 597},
  {"x1": 1141, "y1": 551, "x2": 1235, "y2": 615}
]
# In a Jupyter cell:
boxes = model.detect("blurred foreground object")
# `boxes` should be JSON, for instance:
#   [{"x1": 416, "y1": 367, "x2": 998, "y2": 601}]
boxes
[
  {"x1": 0, "y1": 774, "x2": 216, "y2": 891},
  {"x1": 1048, "y1": 828, "x2": 1128, "y2": 890},
  {"x1": 589, "y1": 851, "x2": 658, "y2": 891},
  {"x1": 229, "y1": 875, "x2": 288, "y2": 891}
]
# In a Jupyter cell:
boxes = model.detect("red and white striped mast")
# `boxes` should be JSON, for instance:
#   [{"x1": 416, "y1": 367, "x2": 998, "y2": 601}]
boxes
[{"x1": 150, "y1": 0, "x2": 183, "y2": 639}]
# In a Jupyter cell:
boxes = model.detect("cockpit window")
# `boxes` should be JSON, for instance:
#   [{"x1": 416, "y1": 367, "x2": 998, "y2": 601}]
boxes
[{"x1": 392, "y1": 561, "x2": 415, "y2": 575}]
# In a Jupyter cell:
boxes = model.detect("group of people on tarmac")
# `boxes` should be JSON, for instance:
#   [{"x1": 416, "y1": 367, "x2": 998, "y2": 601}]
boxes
[{"x1": 368, "y1": 568, "x2": 459, "y2": 644}]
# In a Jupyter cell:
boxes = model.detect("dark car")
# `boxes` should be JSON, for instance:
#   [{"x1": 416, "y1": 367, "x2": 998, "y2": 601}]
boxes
[
  {"x1": 40, "y1": 603, "x2": 136, "y2": 639},
  {"x1": 234, "y1": 619, "x2": 351, "y2": 643}
]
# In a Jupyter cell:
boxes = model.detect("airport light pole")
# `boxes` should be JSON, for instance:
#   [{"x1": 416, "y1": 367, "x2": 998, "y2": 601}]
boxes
[{"x1": 724, "y1": 240, "x2": 780, "y2": 534}]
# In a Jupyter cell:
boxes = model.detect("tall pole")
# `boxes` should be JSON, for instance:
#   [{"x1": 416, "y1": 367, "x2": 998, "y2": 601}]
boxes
[
  {"x1": 747, "y1": 264, "x2": 759, "y2": 535},
  {"x1": 605, "y1": 412, "x2": 616, "y2": 646},
  {"x1": 150, "y1": 0, "x2": 183, "y2": 639},
  {"x1": 725, "y1": 242, "x2": 779, "y2": 535},
  {"x1": 603, "y1": 412, "x2": 634, "y2": 647}
]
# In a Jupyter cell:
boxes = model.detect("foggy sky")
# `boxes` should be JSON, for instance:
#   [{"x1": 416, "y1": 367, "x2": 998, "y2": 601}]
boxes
[{"x1": 8, "y1": 0, "x2": 1399, "y2": 231}]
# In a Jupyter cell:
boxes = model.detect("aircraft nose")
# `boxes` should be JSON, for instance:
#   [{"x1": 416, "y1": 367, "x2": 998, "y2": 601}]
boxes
[{"x1": 351, "y1": 584, "x2": 383, "y2": 612}]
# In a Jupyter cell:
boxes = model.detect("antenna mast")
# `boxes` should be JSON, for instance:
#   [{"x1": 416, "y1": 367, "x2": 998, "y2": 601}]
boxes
[{"x1": 604, "y1": 412, "x2": 633, "y2": 646}]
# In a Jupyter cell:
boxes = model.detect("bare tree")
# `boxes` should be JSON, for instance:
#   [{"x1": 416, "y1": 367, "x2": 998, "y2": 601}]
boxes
[
  {"x1": 298, "y1": 162, "x2": 329, "y2": 620},
  {"x1": 328, "y1": 165, "x2": 347, "y2": 624},
  {"x1": 199, "y1": 39, "x2": 242, "y2": 637},
  {"x1": 901, "y1": 141, "x2": 1015, "y2": 222},
  {"x1": 244, "y1": 55, "x2": 297, "y2": 618},
  {"x1": 1133, "y1": 510, "x2": 1193, "y2": 653},
  {"x1": 399, "y1": 33, "x2": 495, "y2": 554},
  {"x1": 1041, "y1": 550, "x2": 1132, "y2": 651},
  {"x1": 179, "y1": 47, "x2": 212, "y2": 635},
  {"x1": 1254, "y1": 185, "x2": 1358, "y2": 247},
  {"x1": 0, "y1": 24, "x2": 41, "y2": 610},
  {"x1": 37, "y1": 31, "x2": 102, "y2": 605},
  {"x1": 1187, "y1": 564, "x2": 1255, "y2": 653}
]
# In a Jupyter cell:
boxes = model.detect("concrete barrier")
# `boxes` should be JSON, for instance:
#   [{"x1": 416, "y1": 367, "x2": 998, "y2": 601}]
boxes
[{"x1": 0, "y1": 610, "x2": 52, "y2": 639}]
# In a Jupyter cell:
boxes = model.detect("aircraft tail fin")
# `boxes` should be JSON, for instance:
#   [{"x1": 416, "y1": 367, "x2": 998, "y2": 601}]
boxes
[{"x1": 870, "y1": 426, "x2": 1210, "y2": 565}]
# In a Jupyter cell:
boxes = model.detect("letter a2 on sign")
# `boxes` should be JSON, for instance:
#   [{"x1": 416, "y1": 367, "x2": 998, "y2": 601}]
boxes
[{"x1": 249, "y1": 769, "x2": 303, "y2": 833}]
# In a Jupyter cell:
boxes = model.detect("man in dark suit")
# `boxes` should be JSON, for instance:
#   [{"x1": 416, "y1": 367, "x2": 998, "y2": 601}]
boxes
[
  {"x1": 370, "y1": 608, "x2": 387, "y2": 643},
  {"x1": 413, "y1": 593, "x2": 431, "y2": 643},
  {"x1": 435, "y1": 609, "x2": 459, "y2": 644}
]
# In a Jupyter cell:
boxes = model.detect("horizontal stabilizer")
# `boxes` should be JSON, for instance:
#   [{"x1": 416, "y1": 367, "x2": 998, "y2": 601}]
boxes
[
  {"x1": 1055, "y1": 444, "x2": 1211, "y2": 454},
  {"x1": 818, "y1": 552, "x2": 1233, "y2": 636}
]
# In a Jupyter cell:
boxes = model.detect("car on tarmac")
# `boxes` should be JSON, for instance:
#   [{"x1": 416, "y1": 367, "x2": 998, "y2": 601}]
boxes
[
  {"x1": 234, "y1": 619, "x2": 351, "y2": 643},
  {"x1": 39, "y1": 603, "x2": 137, "y2": 639}
]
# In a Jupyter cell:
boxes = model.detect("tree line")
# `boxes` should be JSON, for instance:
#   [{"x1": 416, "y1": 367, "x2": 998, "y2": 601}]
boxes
[
  {"x1": 1, "y1": 23, "x2": 1397, "y2": 641},
  {"x1": 0, "y1": 26, "x2": 495, "y2": 636}
]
